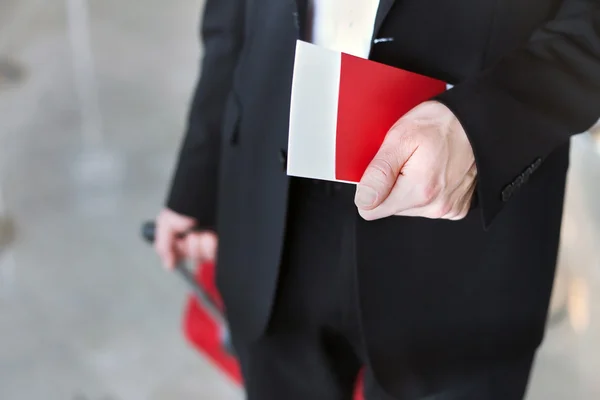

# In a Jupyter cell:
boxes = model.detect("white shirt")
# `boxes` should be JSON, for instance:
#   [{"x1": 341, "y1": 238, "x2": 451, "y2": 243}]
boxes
[{"x1": 309, "y1": 0, "x2": 381, "y2": 59}]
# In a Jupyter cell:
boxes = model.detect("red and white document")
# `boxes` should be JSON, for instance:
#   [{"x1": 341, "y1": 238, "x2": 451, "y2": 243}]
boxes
[{"x1": 287, "y1": 40, "x2": 449, "y2": 183}]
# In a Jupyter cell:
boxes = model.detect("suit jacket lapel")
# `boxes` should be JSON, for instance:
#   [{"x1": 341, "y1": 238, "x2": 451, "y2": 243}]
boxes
[
  {"x1": 294, "y1": 0, "x2": 309, "y2": 40},
  {"x1": 372, "y1": 0, "x2": 395, "y2": 41}
]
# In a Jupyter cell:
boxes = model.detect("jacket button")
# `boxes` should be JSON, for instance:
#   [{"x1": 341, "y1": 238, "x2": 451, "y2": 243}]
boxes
[{"x1": 279, "y1": 149, "x2": 288, "y2": 171}]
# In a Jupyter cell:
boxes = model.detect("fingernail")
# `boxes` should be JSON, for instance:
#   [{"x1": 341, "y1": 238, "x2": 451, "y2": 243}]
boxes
[{"x1": 355, "y1": 185, "x2": 377, "y2": 208}]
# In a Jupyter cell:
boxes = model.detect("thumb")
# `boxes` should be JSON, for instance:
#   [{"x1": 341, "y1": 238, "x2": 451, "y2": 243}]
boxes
[{"x1": 355, "y1": 134, "x2": 413, "y2": 210}]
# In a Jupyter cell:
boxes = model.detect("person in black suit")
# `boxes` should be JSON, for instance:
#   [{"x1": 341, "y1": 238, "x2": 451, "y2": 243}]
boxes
[{"x1": 154, "y1": 1, "x2": 600, "y2": 399}]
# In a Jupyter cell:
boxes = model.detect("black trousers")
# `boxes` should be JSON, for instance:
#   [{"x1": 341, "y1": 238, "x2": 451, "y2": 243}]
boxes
[{"x1": 232, "y1": 178, "x2": 535, "y2": 400}]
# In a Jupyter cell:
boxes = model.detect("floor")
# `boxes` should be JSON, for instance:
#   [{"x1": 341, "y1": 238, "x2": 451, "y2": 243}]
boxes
[{"x1": 0, "y1": 1, "x2": 598, "y2": 399}]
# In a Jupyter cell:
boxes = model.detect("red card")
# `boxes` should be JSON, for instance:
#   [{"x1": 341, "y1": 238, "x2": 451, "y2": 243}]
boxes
[{"x1": 287, "y1": 40, "x2": 448, "y2": 183}]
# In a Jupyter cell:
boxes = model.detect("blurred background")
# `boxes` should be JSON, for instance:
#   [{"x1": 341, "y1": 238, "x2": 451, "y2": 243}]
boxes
[{"x1": 0, "y1": 1, "x2": 598, "y2": 399}]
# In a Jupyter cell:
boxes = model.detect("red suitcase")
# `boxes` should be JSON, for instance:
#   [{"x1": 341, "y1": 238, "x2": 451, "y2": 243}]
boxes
[
  {"x1": 183, "y1": 261, "x2": 365, "y2": 400},
  {"x1": 142, "y1": 222, "x2": 364, "y2": 398}
]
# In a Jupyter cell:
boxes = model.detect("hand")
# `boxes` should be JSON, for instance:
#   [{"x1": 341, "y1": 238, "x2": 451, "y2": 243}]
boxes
[
  {"x1": 590, "y1": 118, "x2": 600, "y2": 136},
  {"x1": 355, "y1": 101, "x2": 477, "y2": 221},
  {"x1": 154, "y1": 208, "x2": 218, "y2": 269}
]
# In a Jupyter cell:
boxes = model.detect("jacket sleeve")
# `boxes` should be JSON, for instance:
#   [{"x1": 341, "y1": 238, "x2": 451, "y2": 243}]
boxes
[
  {"x1": 435, "y1": 0, "x2": 600, "y2": 229},
  {"x1": 166, "y1": 0, "x2": 245, "y2": 229}
]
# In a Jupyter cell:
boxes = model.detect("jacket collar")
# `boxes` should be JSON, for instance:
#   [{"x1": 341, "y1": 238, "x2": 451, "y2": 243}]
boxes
[{"x1": 293, "y1": 0, "x2": 395, "y2": 41}]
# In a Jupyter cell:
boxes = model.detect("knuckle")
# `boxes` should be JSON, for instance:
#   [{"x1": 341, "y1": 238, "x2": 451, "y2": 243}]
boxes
[
  {"x1": 416, "y1": 182, "x2": 441, "y2": 207},
  {"x1": 438, "y1": 201, "x2": 454, "y2": 219},
  {"x1": 429, "y1": 202, "x2": 452, "y2": 219},
  {"x1": 397, "y1": 130, "x2": 418, "y2": 148},
  {"x1": 460, "y1": 210, "x2": 469, "y2": 219},
  {"x1": 423, "y1": 182, "x2": 441, "y2": 203},
  {"x1": 368, "y1": 157, "x2": 396, "y2": 183},
  {"x1": 452, "y1": 208, "x2": 469, "y2": 221}
]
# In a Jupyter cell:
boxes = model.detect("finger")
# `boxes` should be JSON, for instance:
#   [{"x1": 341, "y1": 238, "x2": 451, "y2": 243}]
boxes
[
  {"x1": 393, "y1": 173, "x2": 474, "y2": 220},
  {"x1": 448, "y1": 201, "x2": 469, "y2": 221},
  {"x1": 444, "y1": 165, "x2": 477, "y2": 220},
  {"x1": 198, "y1": 233, "x2": 218, "y2": 261},
  {"x1": 163, "y1": 244, "x2": 178, "y2": 270},
  {"x1": 187, "y1": 233, "x2": 218, "y2": 262},
  {"x1": 356, "y1": 131, "x2": 417, "y2": 211},
  {"x1": 201, "y1": 234, "x2": 218, "y2": 261},
  {"x1": 393, "y1": 184, "x2": 462, "y2": 219},
  {"x1": 157, "y1": 227, "x2": 186, "y2": 270},
  {"x1": 154, "y1": 226, "x2": 176, "y2": 269},
  {"x1": 357, "y1": 172, "x2": 423, "y2": 220},
  {"x1": 360, "y1": 148, "x2": 445, "y2": 221},
  {"x1": 182, "y1": 235, "x2": 204, "y2": 262},
  {"x1": 387, "y1": 158, "x2": 475, "y2": 220},
  {"x1": 447, "y1": 181, "x2": 477, "y2": 221},
  {"x1": 174, "y1": 237, "x2": 189, "y2": 263}
]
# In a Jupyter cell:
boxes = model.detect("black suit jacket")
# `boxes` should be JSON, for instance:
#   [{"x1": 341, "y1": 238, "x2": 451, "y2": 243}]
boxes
[{"x1": 167, "y1": 0, "x2": 599, "y2": 392}]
